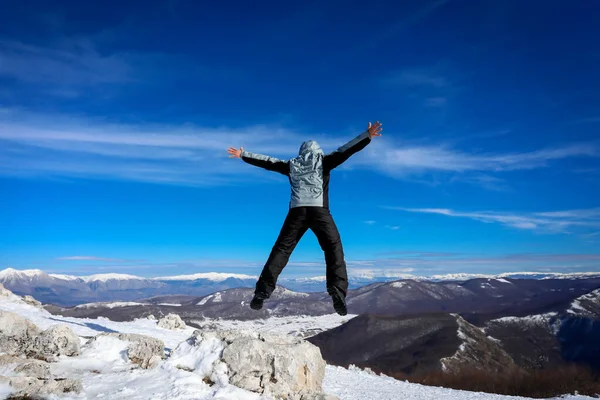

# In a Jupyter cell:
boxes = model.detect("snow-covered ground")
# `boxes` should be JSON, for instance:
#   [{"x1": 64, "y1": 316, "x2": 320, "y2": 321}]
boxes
[
  {"x1": 191, "y1": 313, "x2": 357, "y2": 338},
  {"x1": 0, "y1": 290, "x2": 594, "y2": 400}
]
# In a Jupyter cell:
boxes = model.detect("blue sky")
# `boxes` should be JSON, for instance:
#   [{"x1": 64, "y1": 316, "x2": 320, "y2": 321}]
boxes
[{"x1": 1, "y1": 0, "x2": 599, "y2": 279}]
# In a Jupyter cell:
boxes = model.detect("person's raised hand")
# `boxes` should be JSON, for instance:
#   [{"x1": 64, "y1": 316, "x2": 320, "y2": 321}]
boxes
[
  {"x1": 227, "y1": 146, "x2": 244, "y2": 158},
  {"x1": 367, "y1": 121, "x2": 382, "y2": 139}
]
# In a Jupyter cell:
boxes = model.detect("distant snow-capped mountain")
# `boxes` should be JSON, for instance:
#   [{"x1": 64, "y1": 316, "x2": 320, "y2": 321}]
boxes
[
  {"x1": 2, "y1": 267, "x2": 600, "y2": 307},
  {"x1": 153, "y1": 272, "x2": 257, "y2": 281}
]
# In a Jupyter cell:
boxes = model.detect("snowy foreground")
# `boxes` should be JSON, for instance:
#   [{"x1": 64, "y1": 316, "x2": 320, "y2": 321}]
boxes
[{"x1": 0, "y1": 292, "x2": 593, "y2": 400}]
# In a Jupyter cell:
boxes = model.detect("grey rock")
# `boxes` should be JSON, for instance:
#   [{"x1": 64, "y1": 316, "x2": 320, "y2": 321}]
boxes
[
  {"x1": 157, "y1": 313, "x2": 186, "y2": 330},
  {"x1": 92, "y1": 333, "x2": 164, "y2": 369},
  {"x1": 0, "y1": 376, "x2": 82, "y2": 397},
  {"x1": 27, "y1": 325, "x2": 80, "y2": 361},
  {"x1": 173, "y1": 329, "x2": 327, "y2": 400},
  {"x1": 0, "y1": 310, "x2": 41, "y2": 356},
  {"x1": 22, "y1": 295, "x2": 43, "y2": 309},
  {"x1": 14, "y1": 360, "x2": 52, "y2": 379}
]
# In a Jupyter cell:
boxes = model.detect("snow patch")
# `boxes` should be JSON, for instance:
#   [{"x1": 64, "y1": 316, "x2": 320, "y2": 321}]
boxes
[
  {"x1": 0, "y1": 268, "x2": 46, "y2": 279},
  {"x1": 493, "y1": 312, "x2": 558, "y2": 326},
  {"x1": 153, "y1": 272, "x2": 257, "y2": 282},
  {"x1": 191, "y1": 313, "x2": 357, "y2": 338},
  {"x1": 49, "y1": 273, "x2": 83, "y2": 281},
  {"x1": 75, "y1": 302, "x2": 147, "y2": 309},
  {"x1": 84, "y1": 273, "x2": 146, "y2": 282}
]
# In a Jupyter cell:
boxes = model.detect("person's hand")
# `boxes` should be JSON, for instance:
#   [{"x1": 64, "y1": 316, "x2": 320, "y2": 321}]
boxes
[
  {"x1": 227, "y1": 146, "x2": 244, "y2": 158},
  {"x1": 367, "y1": 121, "x2": 382, "y2": 139}
]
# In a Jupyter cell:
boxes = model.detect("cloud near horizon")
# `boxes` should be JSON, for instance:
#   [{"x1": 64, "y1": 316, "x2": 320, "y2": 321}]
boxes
[{"x1": 34, "y1": 251, "x2": 600, "y2": 279}]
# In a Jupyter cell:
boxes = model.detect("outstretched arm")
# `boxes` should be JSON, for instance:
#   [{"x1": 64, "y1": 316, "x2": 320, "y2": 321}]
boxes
[
  {"x1": 323, "y1": 121, "x2": 382, "y2": 171},
  {"x1": 228, "y1": 147, "x2": 290, "y2": 176}
]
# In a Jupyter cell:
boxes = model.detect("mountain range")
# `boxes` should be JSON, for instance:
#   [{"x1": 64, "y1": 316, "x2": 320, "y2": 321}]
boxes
[
  {"x1": 2, "y1": 267, "x2": 599, "y2": 395},
  {"x1": 2, "y1": 267, "x2": 600, "y2": 306}
]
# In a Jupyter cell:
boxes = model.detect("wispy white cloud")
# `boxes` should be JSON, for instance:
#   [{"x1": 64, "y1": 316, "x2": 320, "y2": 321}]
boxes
[
  {"x1": 387, "y1": 206, "x2": 600, "y2": 234},
  {"x1": 359, "y1": 140, "x2": 598, "y2": 176},
  {"x1": 0, "y1": 39, "x2": 132, "y2": 86},
  {"x1": 449, "y1": 173, "x2": 511, "y2": 192},
  {"x1": 364, "y1": 220, "x2": 377, "y2": 225},
  {"x1": 0, "y1": 38, "x2": 234, "y2": 99},
  {"x1": 1, "y1": 108, "x2": 598, "y2": 187},
  {"x1": 0, "y1": 109, "x2": 340, "y2": 185},
  {"x1": 385, "y1": 225, "x2": 400, "y2": 230}
]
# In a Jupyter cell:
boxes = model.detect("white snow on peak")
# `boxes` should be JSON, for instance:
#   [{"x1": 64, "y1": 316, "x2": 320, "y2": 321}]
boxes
[
  {"x1": 430, "y1": 273, "x2": 490, "y2": 281},
  {"x1": 275, "y1": 287, "x2": 310, "y2": 298},
  {"x1": 0, "y1": 268, "x2": 46, "y2": 279},
  {"x1": 390, "y1": 281, "x2": 408, "y2": 289},
  {"x1": 291, "y1": 276, "x2": 327, "y2": 282},
  {"x1": 196, "y1": 292, "x2": 223, "y2": 306},
  {"x1": 153, "y1": 272, "x2": 257, "y2": 282},
  {"x1": 495, "y1": 278, "x2": 512, "y2": 284},
  {"x1": 49, "y1": 273, "x2": 84, "y2": 281},
  {"x1": 84, "y1": 273, "x2": 147, "y2": 282},
  {"x1": 492, "y1": 312, "x2": 558, "y2": 326},
  {"x1": 567, "y1": 289, "x2": 600, "y2": 316}
]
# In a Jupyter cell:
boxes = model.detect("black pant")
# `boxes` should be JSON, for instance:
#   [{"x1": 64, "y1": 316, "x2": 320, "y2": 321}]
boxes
[{"x1": 255, "y1": 206, "x2": 348, "y2": 298}]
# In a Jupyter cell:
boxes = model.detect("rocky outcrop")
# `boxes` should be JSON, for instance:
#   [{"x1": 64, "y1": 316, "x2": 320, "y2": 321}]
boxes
[
  {"x1": 0, "y1": 310, "x2": 41, "y2": 356},
  {"x1": 169, "y1": 329, "x2": 333, "y2": 400},
  {"x1": 440, "y1": 315, "x2": 519, "y2": 374},
  {"x1": 14, "y1": 360, "x2": 52, "y2": 379},
  {"x1": 0, "y1": 356, "x2": 80, "y2": 397},
  {"x1": 0, "y1": 282, "x2": 13, "y2": 298},
  {"x1": 0, "y1": 355, "x2": 51, "y2": 379},
  {"x1": 0, "y1": 376, "x2": 82, "y2": 397},
  {"x1": 22, "y1": 295, "x2": 43, "y2": 309},
  {"x1": 27, "y1": 324, "x2": 81, "y2": 361},
  {"x1": 157, "y1": 313, "x2": 186, "y2": 330},
  {"x1": 89, "y1": 333, "x2": 164, "y2": 369}
]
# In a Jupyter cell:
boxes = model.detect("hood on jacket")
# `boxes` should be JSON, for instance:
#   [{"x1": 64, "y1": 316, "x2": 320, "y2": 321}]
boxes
[{"x1": 298, "y1": 140, "x2": 324, "y2": 156}]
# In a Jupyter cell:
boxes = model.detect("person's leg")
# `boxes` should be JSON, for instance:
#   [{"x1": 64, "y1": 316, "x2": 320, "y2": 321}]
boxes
[
  {"x1": 254, "y1": 207, "x2": 309, "y2": 299},
  {"x1": 309, "y1": 208, "x2": 348, "y2": 315}
]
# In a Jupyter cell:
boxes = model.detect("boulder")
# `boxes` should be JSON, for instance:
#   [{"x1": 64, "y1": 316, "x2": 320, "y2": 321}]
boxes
[
  {"x1": 22, "y1": 295, "x2": 43, "y2": 309},
  {"x1": 158, "y1": 313, "x2": 186, "y2": 330},
  {"x1": 223, "y1": 333, "x2": 326, "y2": 400},
  {"x1": 14, "y1": 360, "x2": 52, "y2": 379},
  {"x1": 27, "y1": 325, "x2": 80, "y2": 361},
  {"x1": 170, "y1": 329, "x2": 332, "y2": 400},
  {"x1": 0, "y1": 310, "x2": 41, "y2": 356},
  {"x1": 0, "y1": 376, "x2": 82, "y2": 397},
  {"x1": 0, "y1": 282, "x2": 13, "y2": 297},
  {"x1": 90, "y1": 333, "x2": 164, "y2": 369}
]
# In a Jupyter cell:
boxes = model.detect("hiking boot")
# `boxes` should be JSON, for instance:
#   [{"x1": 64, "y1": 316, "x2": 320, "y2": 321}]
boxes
[
  {"x1": 327, "y1": 286, "x2": 347, "y2": 316},
  {"x1": 250, "y1": 292, "x2": 268, "y2": 310}
]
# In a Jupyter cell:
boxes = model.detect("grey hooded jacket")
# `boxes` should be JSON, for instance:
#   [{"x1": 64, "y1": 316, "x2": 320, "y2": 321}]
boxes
[{"x1": 240, "y1": 130, "x2": 371, "y2": 209}]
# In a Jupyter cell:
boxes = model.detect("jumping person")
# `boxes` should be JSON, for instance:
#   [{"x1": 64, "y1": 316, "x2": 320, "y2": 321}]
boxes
[{"x1": 227, "y1": 121, "x2": 382, "y2": 315}]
